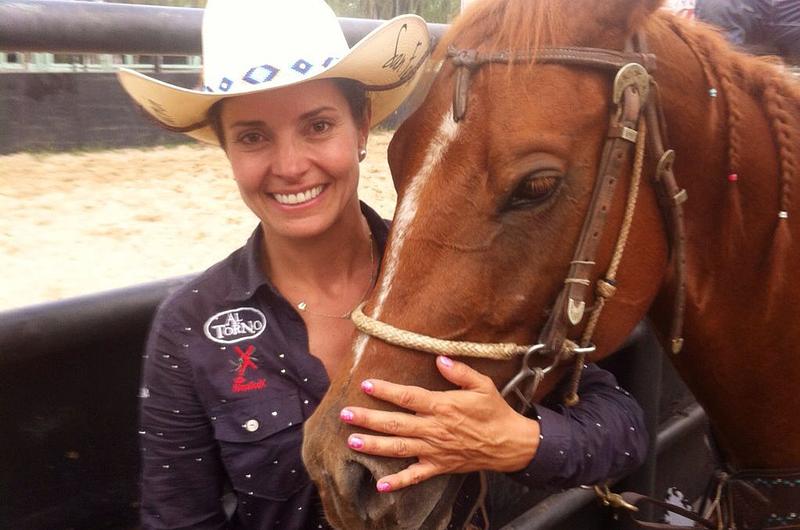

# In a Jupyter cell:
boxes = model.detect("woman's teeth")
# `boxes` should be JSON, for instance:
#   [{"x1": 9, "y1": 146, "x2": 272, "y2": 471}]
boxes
[{"x1": 273, "y1": 185, "x2": 324, "y2": 205}]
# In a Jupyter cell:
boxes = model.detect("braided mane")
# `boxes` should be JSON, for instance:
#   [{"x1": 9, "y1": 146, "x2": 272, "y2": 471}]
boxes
[{"x1": 661, "y1": 15, "x2": 800, "y2": 215}]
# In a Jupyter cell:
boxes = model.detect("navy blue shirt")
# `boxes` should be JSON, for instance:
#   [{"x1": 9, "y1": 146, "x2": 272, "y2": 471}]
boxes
[{"x1": 138, "y1": 203, "x2": 648, "y2": 529}]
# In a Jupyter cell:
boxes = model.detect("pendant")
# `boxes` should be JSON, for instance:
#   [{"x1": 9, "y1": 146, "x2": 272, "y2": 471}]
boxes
[{"x1": 297, "y1": 301, "x2": 307, "y2": 311}]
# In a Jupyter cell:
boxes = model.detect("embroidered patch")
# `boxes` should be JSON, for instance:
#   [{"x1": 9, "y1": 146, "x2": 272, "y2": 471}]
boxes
[
  {"x1": 230, "y1": 345, "x2": 267, "y2": 394},
  {"x1": 204, "y1": 307, "x2": 267, "y2": 344}
]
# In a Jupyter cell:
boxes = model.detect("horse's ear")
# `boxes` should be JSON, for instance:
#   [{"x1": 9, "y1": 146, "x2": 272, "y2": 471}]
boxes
[
  {"x1": 615, "y1": 0, "x2": 664, "y2": 16},
  {"x1": 591, "y1": 0, "x2": 664, "y2": 40}
]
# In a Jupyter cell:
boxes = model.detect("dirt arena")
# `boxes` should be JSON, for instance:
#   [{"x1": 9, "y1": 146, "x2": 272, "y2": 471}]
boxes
[{"x1": 0, "y1": 131, "x2": 397, "y2": 311}]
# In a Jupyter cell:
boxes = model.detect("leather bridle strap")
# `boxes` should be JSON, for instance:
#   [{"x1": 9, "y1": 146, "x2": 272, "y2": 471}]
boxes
[
  {"x1": 448, "y1": 47, "x2": 657, "y2": 368},
  {"x1": 448, "y1": 46, "x2": 656, "y2": 122},
  {"x1": 447, "y1": 44, "x2": 686, "y2": 410},
  {"x1": 644, "y1": 83, "x2": 688, "y2": 354},
  {"x1": 537, "y1": 64, "x2": 650, "y2": 363}
]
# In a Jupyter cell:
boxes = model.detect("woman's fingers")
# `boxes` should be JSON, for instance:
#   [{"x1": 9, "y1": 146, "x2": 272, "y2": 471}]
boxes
[
  {"x1": 374, "y1": 461, "x2": 439, "y2": 493},
  {"x1": 435, "y1": 355, "x2": 494, "y2": 392},
  {"x1": 359, "y1": 378, "x2": 435, "y2": 413},
  {"x1": 346, "y1": 432, "x2": 427, "y2": 459},
  {"x1": 339, "y1": 406, "x2": 428, "y2": 437}
]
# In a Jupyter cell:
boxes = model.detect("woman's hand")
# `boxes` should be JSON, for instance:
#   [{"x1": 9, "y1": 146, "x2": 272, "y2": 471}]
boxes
[{"x1": 339, "y1": 355, "x2": 541, "y2": 493}]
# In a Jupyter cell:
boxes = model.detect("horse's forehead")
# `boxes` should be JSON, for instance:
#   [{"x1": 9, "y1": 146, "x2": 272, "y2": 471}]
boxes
[{"x1": 398, "y1": 64, "x2": 607, "y2": 156}]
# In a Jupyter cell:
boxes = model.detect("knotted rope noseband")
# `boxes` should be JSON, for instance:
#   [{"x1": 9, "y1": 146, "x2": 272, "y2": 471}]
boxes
[{"x1": 351, "y1": 37, "x2": 688, "y2": 410}]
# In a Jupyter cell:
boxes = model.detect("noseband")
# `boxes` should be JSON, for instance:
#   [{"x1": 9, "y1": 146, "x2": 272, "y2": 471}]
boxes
[{"x1": 351, "y1": 36, "x2": 688, "y2": 408}]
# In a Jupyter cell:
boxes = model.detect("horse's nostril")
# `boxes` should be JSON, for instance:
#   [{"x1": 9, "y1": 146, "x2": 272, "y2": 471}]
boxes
[
  {"x1": 344, "y1": 460, "x2": 373, "y2": 521},
  {"x1": 342, "y1": 459, "x2": 393, "y2": 522}
]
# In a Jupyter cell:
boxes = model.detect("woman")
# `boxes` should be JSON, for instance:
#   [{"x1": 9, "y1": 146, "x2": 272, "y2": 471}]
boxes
[{"x1": 119, "y1": 1, "x2": 648, "y2": 528}]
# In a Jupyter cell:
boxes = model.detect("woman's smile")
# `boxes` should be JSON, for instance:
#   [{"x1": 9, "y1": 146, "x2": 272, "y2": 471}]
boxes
[{"x1": 271, "y1": 184, "x2": 328, "y2": 207}]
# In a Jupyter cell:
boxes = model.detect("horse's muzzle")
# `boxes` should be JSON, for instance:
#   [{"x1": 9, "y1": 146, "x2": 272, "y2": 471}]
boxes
[{"x1": 303, "y1": 413, "x2": 460, "y2": 530}]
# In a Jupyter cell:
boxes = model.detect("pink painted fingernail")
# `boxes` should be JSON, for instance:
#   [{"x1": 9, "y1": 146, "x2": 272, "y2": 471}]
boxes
[
  {"x1": 377, "y1": 481, "x2": 392, "y2": 493},
  {"x1": 348, "y1": 436, "x2": 364, "y2": 449},
  {"x1": 361, "y1": 380, "x2": 374, "y2": 394},
  {"x1": 340, "y1": 409, "x2": 354, "y2": 422},
  {"x1": 439, "y1": 356, "x2": 454, "y2": 368}
]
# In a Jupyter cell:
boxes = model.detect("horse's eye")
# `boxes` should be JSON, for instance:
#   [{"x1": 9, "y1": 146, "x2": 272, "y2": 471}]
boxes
[{"x1": 507, "y1": 171, "x2": 561, "y2": 209}]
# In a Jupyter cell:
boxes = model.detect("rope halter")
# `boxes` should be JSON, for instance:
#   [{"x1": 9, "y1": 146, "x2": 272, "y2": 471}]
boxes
[{"x1": 350, "y1": 303, "x2": 596, "y2": 407}]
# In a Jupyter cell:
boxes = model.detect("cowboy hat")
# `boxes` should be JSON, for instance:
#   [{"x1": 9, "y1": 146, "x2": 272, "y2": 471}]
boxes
[{"x1": 117, "y1": 0, "x2": 431, "y2": 144}]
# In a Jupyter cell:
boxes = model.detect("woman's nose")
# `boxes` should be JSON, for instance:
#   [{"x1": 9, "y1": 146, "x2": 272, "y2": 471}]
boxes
[{"x1": 271, "y1": 139, "x2": 310, "y2": 180}]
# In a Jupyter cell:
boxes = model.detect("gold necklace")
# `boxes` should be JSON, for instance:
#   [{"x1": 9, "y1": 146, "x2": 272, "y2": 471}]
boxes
[{"x1": 296, "y1": 235, "x2": 376, "y2": 320}]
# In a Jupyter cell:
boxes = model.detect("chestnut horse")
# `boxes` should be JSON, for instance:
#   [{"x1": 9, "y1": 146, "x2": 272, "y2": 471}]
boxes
[{"x1": 303, "y1": 0, "x2": 800, "y2": 528}]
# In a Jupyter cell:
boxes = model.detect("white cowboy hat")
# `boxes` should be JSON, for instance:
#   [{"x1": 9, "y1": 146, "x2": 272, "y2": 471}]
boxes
[{"x1": 117, "y1": 0, "x2": 431, "y2": 145}]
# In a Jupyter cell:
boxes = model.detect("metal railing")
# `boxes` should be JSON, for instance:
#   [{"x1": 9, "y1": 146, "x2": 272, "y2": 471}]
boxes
[{"x1": 0, "y1": 0, "x2": 447, "y2": 54}]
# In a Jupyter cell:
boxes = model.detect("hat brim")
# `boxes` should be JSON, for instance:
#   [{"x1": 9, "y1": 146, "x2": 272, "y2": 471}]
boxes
[{"x1": 117, "y1": 14, "x2": 430, "y2": 145}]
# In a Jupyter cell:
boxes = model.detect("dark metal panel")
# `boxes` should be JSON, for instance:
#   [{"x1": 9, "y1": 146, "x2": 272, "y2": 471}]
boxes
[
  {"x1": 0, "y1": 0, "x2": 448, "y2": 54},
  {"x1": 0, "y1": 279, "x2": 191, "y2": 528},
  {"x1": 0, "y1": 275, "x2": 193, "y2": 363}
]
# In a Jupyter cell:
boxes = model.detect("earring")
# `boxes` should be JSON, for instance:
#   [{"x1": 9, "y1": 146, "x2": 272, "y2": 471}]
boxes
[{"x1": 358, "y1": 148, "x2": 367, "y2": 162}]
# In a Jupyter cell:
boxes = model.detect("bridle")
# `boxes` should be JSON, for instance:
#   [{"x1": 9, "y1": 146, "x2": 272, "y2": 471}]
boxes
[{"x1": 351, "y1": 35, "x2": 688, "y2": 409}]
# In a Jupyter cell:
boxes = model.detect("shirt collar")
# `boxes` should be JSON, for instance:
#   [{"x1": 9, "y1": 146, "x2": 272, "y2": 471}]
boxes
[{"x1": 226, "y1": 201, "x2": 390, "y2": 302}]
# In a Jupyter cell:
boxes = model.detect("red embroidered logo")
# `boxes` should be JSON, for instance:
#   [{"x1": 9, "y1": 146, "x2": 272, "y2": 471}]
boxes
[{"x1": 231, "y1": 345, "x2": 267, "y2": 393}]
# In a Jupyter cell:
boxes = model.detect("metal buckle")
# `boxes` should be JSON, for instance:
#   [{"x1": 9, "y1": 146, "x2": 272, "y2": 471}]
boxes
[
  {"x1": 656, "y1": 149, "x2": 676, "y2": 181},
  {"x1": 613, "y1": 63, "x2": 650, "y2": 105},
  {"x1": 500, "y1": 344, "x2": 548, "y2": 409},
  {"x1": 500, "y1": 342, "x2": 597, "y2": 410},
  {"x1": 593, "y1": 484, "x2": 639, "y2": 512}
]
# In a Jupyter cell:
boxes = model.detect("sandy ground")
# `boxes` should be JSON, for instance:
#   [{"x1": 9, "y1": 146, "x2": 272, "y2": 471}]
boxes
[{"x1": 0, "y1": 131, "x2": 397, "y2": 311}]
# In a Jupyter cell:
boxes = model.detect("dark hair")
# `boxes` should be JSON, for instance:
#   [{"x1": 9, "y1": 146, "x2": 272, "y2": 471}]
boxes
[{"x1": 207, "y1": 78, "x2": 368, "y2": 148}]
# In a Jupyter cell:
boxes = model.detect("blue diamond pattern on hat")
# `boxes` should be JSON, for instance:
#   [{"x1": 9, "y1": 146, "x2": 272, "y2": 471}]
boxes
[
  {"x1": 243, "y1": 65, "x2": 280, "y2": 85},
  {"x1": 292, "y1": 59, "x2": 312, "y2": 75},
  {"x1": 203, "y1": 86, "x2": 214, "y2": 93},
  {"x1": 322, "y1": 57, "x2": 336, "y2": 68},
  {"x1": 218, "y1": 77, "x2": 233, "y2": 92}
]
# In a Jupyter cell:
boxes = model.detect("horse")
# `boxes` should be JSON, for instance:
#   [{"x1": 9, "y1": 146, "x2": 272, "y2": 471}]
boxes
[{"x1": 302, "y1": 0, "x2": 800, "y2": 528}]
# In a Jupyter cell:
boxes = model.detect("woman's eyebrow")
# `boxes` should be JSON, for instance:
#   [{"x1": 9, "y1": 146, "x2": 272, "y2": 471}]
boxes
[
  {"x1": 229, "y1": 120, "x2": 266, "y2": 129},
  {"x1": 228, "y1": 106, "x2": 338, "y2": 129},
  {"x1": 299, "y1": 106, "x2": 338, "y2": 120}
]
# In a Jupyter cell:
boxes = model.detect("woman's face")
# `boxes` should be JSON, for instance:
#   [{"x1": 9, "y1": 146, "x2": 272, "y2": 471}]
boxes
[{"x1": 221, "y1": 79, "x2": 369, "y2": 240}]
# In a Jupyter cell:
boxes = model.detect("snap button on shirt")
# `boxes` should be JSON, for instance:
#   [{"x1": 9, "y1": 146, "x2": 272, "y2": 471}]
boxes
[{"x1": 243, "y1": 419, "x2": 259, "y2": 432}]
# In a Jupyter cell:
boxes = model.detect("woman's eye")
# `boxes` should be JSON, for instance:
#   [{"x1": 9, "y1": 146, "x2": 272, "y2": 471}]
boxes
[
  {"x1": 506, "y1": 171, "x2": 561, "y2": 209},
  {"x1": 237, "y1": 131, "x2": 265, "y2": 145},
  {"x1": 310, "y1": 120, "x2": 332, "y2": 134}
]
